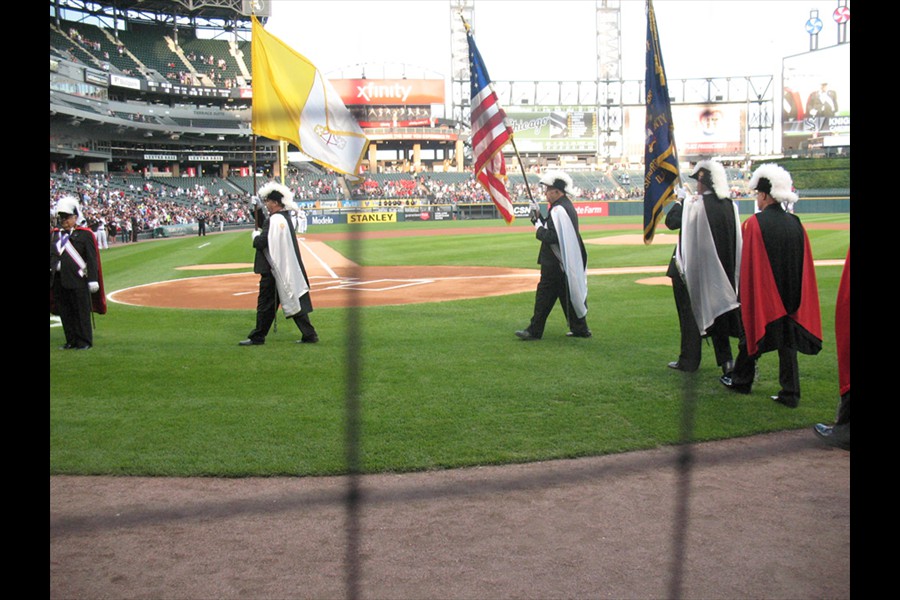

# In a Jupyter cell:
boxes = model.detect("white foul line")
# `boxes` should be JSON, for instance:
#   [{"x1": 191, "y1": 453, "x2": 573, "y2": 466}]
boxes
[{"x1": 298, "y1": 239, "x2": 339, "y2": 279}]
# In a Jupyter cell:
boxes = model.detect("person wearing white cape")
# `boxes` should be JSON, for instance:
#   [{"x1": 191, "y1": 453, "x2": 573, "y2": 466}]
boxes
[
  {"x1": 239, "y1": 182, "x2": 318, "y2": 346},
  {"x1": 516, "y1": 171, "x2": 590, "y2": 341},
  {"x1": 665, "y1": 159, "x2": 742, "y2": 374}
]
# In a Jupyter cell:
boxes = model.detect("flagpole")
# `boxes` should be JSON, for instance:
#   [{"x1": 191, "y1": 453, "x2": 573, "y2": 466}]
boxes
[
  {"x1": 251, "y1": 133, "x2": 263, "y2": 230},
  {"x1": 509, "y1": 137, "x2": 535, "y2": 205},
  {"x1": 250, "y1": 5, "x2": 260, "y2": 224},
  {"x1": 279, "y1": 140, "x2": 288, "y2": 186}
]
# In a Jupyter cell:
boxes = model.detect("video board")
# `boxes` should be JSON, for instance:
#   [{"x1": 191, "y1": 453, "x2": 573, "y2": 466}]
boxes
[
  {"x1": 782, "y1": 44, "x2": 850, "y2": 151},
  {"x1": 503, "y1": 106, "x2": 598, "y2": 153}
]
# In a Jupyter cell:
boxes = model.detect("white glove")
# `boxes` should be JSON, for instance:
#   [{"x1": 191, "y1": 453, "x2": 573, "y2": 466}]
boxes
[
  {"x1": 88, "y1": 281, "x2": 99, "y2": 293},
  {"x1": 534, "y1": 220, "x2": 543, "y2": 231},
  {"x1": 675, "y1": 186, "x2": 687, "y2": 201},
  {"x1": 252, "y1": 229, "x2": 261, "y2": 239}
]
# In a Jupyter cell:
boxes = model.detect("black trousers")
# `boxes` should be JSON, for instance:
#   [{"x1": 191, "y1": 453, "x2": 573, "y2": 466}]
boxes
[
  {"x1": 55, "y1": 282, "x2": 93, "y2": 348},
  {"x1": 247, "y1": 272, "x2": 317, "y2": 342},
  {"x1": 731, "y1": 338, "x2": 800, "y2": 401},
  {"x1": 671, "y1": 274, "x2": 733, "y2": 370},
  {"x1": 835, "y1": 391, "x2": 850, "y2": 425},
  {"x1": 526, "y1": 262, "x2": 588, "y2": 339}
]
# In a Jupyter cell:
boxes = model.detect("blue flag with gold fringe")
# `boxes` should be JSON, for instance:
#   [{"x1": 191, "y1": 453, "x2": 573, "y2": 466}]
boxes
[{"x1": 643, "y1": 0, "x2": 680, "y2": 244}]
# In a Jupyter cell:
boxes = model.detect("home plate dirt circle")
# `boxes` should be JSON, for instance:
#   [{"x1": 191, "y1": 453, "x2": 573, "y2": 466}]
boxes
[
  {"x1": 108, "y1": 230, "x2": 684, "y2": 311},
  {"x1": 107, "y1": 237, "x2": 548, "y2": 310},
  {"x1": 105, "y1": 224, "x2": 845, "y2": 311}
]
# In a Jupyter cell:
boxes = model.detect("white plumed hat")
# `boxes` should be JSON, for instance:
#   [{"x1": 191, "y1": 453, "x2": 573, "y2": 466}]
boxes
[
  {"x1": 55, "y1": 195, "x2": 81, "y2": 217},
  {"x1": 749, "y1": 164, "x2": 798, "y2": 204},
  {"x1": 539, "y1": 170, "x2": 575, "y2": 195},
  {"x1": 257, "y1": 181, "x2": 297, "y2": 211},
  {"x1": 689, "y1": 159, "x2": 730, "y2": 199}
]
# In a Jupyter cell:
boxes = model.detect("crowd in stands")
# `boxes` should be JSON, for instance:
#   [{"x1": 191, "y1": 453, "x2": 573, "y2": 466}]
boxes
[
  {"x1": 68, "y1": 27, "x2": 102, "y2": 53},
  {"x1": 50, "y1": 163, "x2": 756, "y2": 243},
  {"x1": 50, "y1": 170, "x2": 255, "y2": 242},
  {"x1": 352, "y1": 173, "x2": 662, "y2": 203},
  {"x1": 49, "y1": 167, "x2": 356, "y2": 241}
]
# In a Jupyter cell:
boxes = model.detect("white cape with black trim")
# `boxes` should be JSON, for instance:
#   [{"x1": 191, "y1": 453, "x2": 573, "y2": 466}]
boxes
[
  {"x1": 675, "y1": 195, "x2": 741, "y2": 335},
  {"x1": 264, "y1": 212, "x2": 310, "y2": 318},
  {"x1": 550, "y1": 207, "x2": 588, "y2": 319}
]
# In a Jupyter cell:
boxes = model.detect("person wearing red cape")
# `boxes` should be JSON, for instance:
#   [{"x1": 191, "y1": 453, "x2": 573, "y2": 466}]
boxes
[
  {"x1": 50, "y1": 195, "x2": 107, "y2": 350},
  {"x1": 720, "y1": 164, "x2": 822, "y2": 407},
  {"x1": 814, "y1": 248, "x2": 850, "y2": 450}
]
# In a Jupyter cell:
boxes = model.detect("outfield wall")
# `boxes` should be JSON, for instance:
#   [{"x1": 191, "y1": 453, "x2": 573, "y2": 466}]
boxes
[
  {"x1": 311, "y1": 197, "x2": 850, "y2": 223},
  {"x1": 147, "y1": 197, "x2": 849, "y2": 238}
]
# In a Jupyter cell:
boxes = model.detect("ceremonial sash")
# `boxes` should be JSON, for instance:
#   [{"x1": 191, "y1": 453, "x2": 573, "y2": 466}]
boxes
[{"x1": 56, "y1": 233, "x2": 88, "y2": 278}]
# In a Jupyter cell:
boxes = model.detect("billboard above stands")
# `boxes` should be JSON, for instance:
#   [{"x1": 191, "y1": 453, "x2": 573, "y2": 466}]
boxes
[
  {"x1": 622, "y1": 104, "x2": 744, "y2": 159},
  {"x1": 782, "y1": 44, "x2": 850, "y2": 152},
  {"x1": 672, "y1": 104, "x2": 744, "y2": 156},
  {"x1": 504, "y1": 106, "x2": 598, "y2": 153},
  {"x1": 330, "y1": 79, "x2": 445, "y2": 106}
]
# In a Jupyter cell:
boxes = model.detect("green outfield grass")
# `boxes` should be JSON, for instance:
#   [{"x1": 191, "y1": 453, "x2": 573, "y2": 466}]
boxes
[{"x1": 50, "y1": 215, "x2": 850, "y2": 476}]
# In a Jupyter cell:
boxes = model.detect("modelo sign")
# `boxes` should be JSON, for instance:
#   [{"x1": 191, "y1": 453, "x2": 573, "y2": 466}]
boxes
[{"x1": 331, "y1": 79, "x2": 445, "y2": 106}]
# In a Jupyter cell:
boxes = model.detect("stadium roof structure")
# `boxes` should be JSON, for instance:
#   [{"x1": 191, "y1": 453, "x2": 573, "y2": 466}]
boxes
[{"x1": 50, "y1": 0, "x2": 266, "y2": 33}]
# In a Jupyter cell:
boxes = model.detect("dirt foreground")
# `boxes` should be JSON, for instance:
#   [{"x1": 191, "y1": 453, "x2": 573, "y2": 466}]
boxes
[{"x1": 50, "y1": 430, "x2": 849, "y2": 599}]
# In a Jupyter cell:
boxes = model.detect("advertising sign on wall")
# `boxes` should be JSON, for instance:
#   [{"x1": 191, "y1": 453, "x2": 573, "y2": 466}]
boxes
[
  {"x1": 504, "y1": 106, "x2": 598, "y2": 153},
  {"x1": 572, "y1": 202, "x2": 609, "y2": 217},
  {"x1": 330, "y1": 79, "x2": 445, "y2": 106},
  {"x1": 348, "y1": 212, "x2": 398, "y2": 224}
]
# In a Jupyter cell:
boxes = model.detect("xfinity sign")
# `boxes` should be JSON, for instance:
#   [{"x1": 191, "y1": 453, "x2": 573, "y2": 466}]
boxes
[{"x1": 357, "y1": 82, "x2": 412, "y2": 103}]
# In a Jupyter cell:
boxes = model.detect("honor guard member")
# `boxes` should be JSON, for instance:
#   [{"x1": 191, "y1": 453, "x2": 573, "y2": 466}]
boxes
[
  {"x1": 721, "y1": 164, "x2": 822, "y2": 407},
  {"x1": 665, "y1": 159, "x2": 742, "y2": 374},
  {"x1": 50, "y1": 195, "x2": 106, "y2": 349},
  {"x1": 515, "y1": 171, "x2": 591, "y2": 340},
  {"x1": 239, "y1": 182, "x2": 319, "y2": 346}
]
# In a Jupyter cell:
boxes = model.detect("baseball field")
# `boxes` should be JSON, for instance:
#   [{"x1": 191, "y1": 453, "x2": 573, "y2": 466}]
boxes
[
  {"x1": 50, "y1": 214, "x2": 851, "y2": 598},
  {"x1": 50, "y1": 214, "x2": 850, "y2": 476}
]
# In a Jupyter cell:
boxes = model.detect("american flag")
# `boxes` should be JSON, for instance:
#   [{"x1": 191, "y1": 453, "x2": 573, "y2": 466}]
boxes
[{"x1": 466, "y1": 21, "x2": 515, "y2": 224}]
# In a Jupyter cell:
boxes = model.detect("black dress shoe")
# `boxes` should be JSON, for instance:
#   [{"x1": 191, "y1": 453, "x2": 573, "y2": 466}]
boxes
[
  {"x1": 515, "y1": 330, "x2": 539, "y2": 341},
  {"x1": 60, "y1": 343, "x2": 74, "y2": 350},
  {"x1": 297, "y1": 336, "x2": 319, "y2": 344},
  {"x1": 566, "y1": 330, "x2": 592, "y2": 338},
  {"x1": 238, "y1": 339, "x2": 264, "y2": 346},
  {"x1": 770, "y1": 394, "x2": 799, "y2": 408},
  {"x1": 813, "y1": 423, "x2": 850, "y2": 450},
  {"x1": 720, "y1": 374, "x2": 751, "y2": 394}
]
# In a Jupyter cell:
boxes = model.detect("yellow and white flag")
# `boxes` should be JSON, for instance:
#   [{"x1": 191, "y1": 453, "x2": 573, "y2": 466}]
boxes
[{"x1": 251, "y1": 16, "x2": 368, "y2": 179}]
